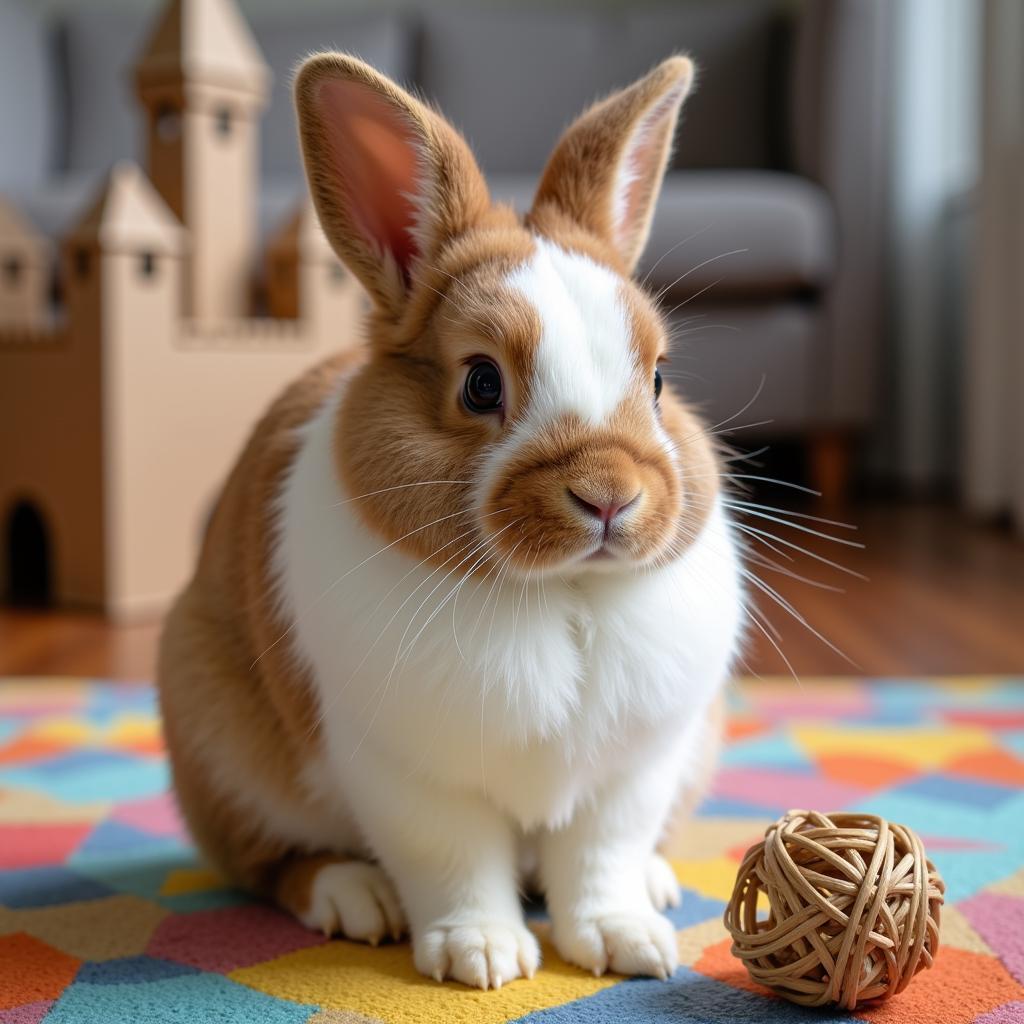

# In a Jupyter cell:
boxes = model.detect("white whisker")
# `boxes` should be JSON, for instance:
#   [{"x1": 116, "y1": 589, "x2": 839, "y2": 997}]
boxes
[
  {"x1": 348, "y1": 524, "x2": 518, "y2": 762},
  {"x1": 744, "y1": 548, "x2": 844, "y2": 593},
  {"x1": 744, "y1": 601, "x2": 801, "y2": 687},
  {"x1": 306, "y1": 510, "x2": 515, "y2": 736},
  {"x1": 639, "y1": 225, "x2": 712, "y2": 290},
  {"x1": 326, "y1": 479, "x2": 470, "y2": 508},
  {"x1": 727, "y1": 473, "x2": 820, "y2": 496},
  {"x1": 250, "y1": 504, "x2": 479, "y2": 671},
  {"x1": 725, "y1": 498, "x2": 857, "y2": 532},
  {"x1": 663, "y1": 276, "x2": 725, "y2": 317},
  {"x1": 742, "y1": 567, "x2": 857, "y2": 668},
  {"x1": 654, "y1": 248, "x2": 749, "y2": 303},
  {"x1": 726, "y1": 504, "x2": 863, "y2": 547},
  {"x1": 733, "y1": 522, "x2": 867, "y2": 580}
]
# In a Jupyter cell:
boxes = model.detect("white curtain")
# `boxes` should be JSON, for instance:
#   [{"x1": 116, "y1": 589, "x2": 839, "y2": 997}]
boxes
[
  {"x1": 964, "y1": 0, "x2": 1024, "y2": 531},
  {"x1": 886, "y1": 0, "x2": 979, "y2": 489}
]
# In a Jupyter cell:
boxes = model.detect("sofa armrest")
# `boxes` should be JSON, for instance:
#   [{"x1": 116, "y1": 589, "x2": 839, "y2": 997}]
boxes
[{"x1": 791, "y1": 0, "x2": 895, "y2": 427}]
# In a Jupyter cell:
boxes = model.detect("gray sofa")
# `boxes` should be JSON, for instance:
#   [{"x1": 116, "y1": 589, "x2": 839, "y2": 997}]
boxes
[{"x1": 0, "y1": 0, "x2": 892, "y2": 493}]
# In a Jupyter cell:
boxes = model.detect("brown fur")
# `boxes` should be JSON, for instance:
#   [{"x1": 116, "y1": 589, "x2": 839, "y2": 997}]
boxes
[
  {"x1": 531, "y1": 56, "x2": 694, "y2": 274},
  {"x1": 159, "y1": 53, "x2": 717, "y2": 929},
  {"x1": 273, "y1": 853, "x2": 355, "y2": 921},
  {"x1": 158, "y1": 352, "x2": 363, "y2": 895}
]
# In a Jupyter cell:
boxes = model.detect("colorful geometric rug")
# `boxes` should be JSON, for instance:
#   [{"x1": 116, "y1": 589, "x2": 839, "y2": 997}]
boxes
[{"x1": 1, "y1": 677, "x2": 1023, "y2": 1024}]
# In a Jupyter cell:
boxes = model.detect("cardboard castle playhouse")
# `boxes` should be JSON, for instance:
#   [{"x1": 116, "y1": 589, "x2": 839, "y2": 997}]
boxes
[{"x1": 0, "y1": 0, "x2": 362, "y2": 620}]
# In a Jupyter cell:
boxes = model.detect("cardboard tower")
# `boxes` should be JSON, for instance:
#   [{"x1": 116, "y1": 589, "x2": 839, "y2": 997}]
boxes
[{"x1": 0, "y1": 0, "x2": 362, "y2": 620}]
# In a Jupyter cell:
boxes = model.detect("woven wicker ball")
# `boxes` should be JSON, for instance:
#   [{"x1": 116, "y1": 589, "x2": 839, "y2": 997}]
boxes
[{"x1": 724, "y1": 810, "x2": 945, "y2": 1009}]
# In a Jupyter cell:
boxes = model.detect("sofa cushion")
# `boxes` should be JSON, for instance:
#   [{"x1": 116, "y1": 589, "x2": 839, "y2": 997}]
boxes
[
  {"x1": 417, "y1": 1, "x2": 789, "y2": 176},
  {"x1": 489, "y1": 170, "x2": 834, "y2": 297},
  {"x1": 662, "y1": 302, "x2": 819, "y2": 429},
  {"x1": 0, "y1": 0, "x2": 58, "y2": 188},
  {"x1": 642, "y1": 171, "x2": 835, "y2": 296}
]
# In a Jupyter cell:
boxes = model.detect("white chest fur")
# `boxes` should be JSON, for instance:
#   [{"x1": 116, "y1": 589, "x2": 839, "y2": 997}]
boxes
[{"x1": 273, "y1": 388, "x2": 743, "y2": 832}]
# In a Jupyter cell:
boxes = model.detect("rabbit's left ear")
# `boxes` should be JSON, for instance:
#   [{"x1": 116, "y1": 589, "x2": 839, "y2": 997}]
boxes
[
  {"x1": 530, "y1": 57, "x2": 695, "y2": 275},
  {"x1": 294, "y1": 53, "x2": 492, "y2": 319}
]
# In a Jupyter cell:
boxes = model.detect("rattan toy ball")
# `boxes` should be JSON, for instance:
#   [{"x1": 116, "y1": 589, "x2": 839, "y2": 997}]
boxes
[{"x1": 724, "y1": 810, "x2": 945, "y2": 1010}]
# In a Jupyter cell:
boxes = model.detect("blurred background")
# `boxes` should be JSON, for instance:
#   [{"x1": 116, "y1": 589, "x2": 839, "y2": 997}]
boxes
[{"x1": 0, "y1": 0, "x2": 1021, "y2": 681}]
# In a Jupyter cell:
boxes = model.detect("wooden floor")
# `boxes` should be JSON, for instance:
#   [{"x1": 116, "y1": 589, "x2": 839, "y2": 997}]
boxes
[{"x1": 1, "y1": 501, "x2": 1022, "y2": 681}]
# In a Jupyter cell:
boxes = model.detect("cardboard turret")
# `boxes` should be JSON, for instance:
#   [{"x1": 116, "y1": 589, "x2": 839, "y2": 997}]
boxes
[
  {"x1": 134, "y1": 0, "x2": 270, "y2": 321},
  {"x1": 265, "y1": 199, "x2": 365, "y2": 334},
  {"x1": 62, "y1": 161, "x2": 185, "y2": 341}
]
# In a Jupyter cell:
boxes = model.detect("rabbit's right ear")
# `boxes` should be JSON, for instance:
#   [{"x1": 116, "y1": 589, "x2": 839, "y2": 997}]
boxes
[
  {"x1": 294, "y1": 54, "x2": 491, "y2": 319},
  {"x1": 531, "y1": 57, "x2": 694, "y2": 276}
]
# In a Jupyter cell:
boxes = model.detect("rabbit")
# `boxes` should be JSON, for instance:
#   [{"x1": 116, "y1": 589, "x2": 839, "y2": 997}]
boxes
[{"x1": 157, "y1": 52, "x2": 744, "y2": 990}]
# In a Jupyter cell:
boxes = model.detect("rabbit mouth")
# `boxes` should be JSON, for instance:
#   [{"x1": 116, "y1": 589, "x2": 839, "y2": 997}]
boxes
[
  {"x1": 579, "y1": 543, "x2": 629, "y2": 570},
  {"x1": 576, "y1": 519, "x2": 656, "y2": 569}
]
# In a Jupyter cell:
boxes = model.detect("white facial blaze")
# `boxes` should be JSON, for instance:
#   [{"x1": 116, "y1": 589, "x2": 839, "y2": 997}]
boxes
[{"x1": 506, "y1": 240, "x2": 639, "y2": 427}]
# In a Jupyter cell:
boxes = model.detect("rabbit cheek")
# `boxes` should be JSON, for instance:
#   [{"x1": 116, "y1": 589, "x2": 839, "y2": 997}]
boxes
[{"x1": 654, "y1": 389, "x2": 721, "y2": 556}]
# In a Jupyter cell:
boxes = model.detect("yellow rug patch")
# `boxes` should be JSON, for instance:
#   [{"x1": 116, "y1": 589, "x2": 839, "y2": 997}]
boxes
[
  {"x1": 160, "y1": 866, "x2": 229, "y2": 897},
  {"x1": 231, "y1": 931, "x2": 617, "y2": 1024},
  {"x1": 671, "y1": 857, "x2": 747, "y2": 903},
  {"x1": 792, "y1": 724, "x2": 993, "y2": 768}
]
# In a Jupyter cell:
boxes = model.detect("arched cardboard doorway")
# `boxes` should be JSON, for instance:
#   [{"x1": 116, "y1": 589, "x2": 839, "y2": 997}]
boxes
[{"x1": 5, "y1": 499, "x2": 53, "y2": 606}]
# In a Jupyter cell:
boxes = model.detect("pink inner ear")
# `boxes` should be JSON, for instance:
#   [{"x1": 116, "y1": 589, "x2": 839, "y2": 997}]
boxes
[{"x1": 317, "y1": 78, "x2": 422, "y2": 276}]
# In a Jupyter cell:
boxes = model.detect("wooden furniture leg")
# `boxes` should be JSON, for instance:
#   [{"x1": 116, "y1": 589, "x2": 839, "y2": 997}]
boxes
[{"x1": 809, "y1": 431, "x2": 853, "y2": 511}]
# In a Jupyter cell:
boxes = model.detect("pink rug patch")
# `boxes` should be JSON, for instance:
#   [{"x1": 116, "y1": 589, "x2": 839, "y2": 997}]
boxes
[
  {"x1": 919, "y1": 835, "x2": 1003, "y2": 852},
  {"x1": 942, "y1": 710, "x2": 1024, "y2": 730},
  {"x1": 0, "y1": 824, "x2": 93, "y2": 869},
  {"x1": 146, "y1": 904, "x2": 327, "y2": 973},
  {"x1": 0, "y1": 699, "x2": 85, "y2": 719},
  {"x1": 711, "y1": 767, "x2": 868, "y2": 811},
  {"x1": 0, "y1": 1002, "x2": 53, "y2": 1024},
  {"x1": 960, "y1": 892, "x2": 1024, "y2": 984},
  {"x1": 976, "y1": 1003, "x2": 1024, "y2": 1024},
  {"x1": 745, "y1": 687, "x2": 874, "y2": 721},
  {"x1": 112, "y1": 793, "x2": 186, "y2": 839}
]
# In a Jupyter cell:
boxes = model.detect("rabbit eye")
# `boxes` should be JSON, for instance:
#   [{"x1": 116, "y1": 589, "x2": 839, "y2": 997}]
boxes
[
  {"x1": 654, "y1": 367, "x2": 663, "y2": 402},
  {"x1": 464, "y1": 360, "x2": 503, "y2": 413}
]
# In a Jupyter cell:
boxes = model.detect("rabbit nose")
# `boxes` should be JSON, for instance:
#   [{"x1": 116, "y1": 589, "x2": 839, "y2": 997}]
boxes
[{"x1": 567, "y1": 486, "x2": 641, "y2": 526}]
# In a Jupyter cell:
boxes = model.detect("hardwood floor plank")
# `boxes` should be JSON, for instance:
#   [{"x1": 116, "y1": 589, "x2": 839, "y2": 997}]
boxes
[{"x1": 1, "y1": 502, "x2": 1022, "y2": 681}]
